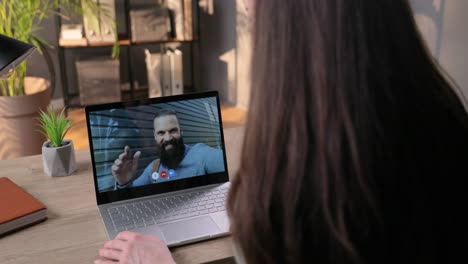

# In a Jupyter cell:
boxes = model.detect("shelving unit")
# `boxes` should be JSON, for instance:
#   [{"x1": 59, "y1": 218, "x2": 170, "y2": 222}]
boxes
[{"x1": 56, "y1": 0, "x2": 200, "y2": 108}]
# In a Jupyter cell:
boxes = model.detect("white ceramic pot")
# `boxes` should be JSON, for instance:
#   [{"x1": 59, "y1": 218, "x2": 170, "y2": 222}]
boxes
[{"x1": 42, "y1": 139, "x2": 77, "y2": 177}]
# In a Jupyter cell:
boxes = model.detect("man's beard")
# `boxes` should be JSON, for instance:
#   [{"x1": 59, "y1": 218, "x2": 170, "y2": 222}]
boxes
[{"x1": 160, "y1": 137, "x2": 185, "y2": 169}]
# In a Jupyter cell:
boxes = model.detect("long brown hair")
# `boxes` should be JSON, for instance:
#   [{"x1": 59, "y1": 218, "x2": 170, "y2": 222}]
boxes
[{"x1": 227, "y1": 0, "x2": 468, "y2": 263}]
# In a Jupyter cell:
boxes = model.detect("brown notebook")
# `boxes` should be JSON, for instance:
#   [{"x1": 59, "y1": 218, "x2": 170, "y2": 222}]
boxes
[{"x1": 0, "y1": 177, "x2": 47, "y2": 237}]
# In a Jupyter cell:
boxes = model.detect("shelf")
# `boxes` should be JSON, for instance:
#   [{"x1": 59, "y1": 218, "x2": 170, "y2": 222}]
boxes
[
  {"x1": 59, "y1": 38, "x2": 198, "y2": 48},
  {"x1": 59, "y1": 38, "x2": 130, "y2": 48},
  {"x1": 58, "y1": 0, "x2": 200, "y2": 108},
  {"x1": 129, "y1": 38, "x2": 198, "y2": 45}
]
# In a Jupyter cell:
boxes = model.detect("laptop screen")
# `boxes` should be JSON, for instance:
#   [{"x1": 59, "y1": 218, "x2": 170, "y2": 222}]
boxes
[{"x1": 85, "y1": 91, "x2": 229, "y2": 205}]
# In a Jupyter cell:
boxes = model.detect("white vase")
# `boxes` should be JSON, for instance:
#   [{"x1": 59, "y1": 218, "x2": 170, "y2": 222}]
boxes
[{"x1": 42, "y1": 139, "x2": 77, "y2": 177}]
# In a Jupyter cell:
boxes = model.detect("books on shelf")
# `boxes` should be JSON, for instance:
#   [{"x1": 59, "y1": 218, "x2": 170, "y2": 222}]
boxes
[
  {"x1": 145, "y1": 48, "x2": 184, "y2": 98},
  {"x1": 166, "y1": 0, "x2": 184, "y2": 40},
  {"x1": 170, "y1": 49, "x2": 184, "y2": 95},
  {"x1": 169, "y1": 0, "x2": 195, "y2": 40},
  {"x1": 82, "y1": 0, "x2": 116, "y2": 44},
  {"x1": 0, "y1": 177, "x2": 47, "y2": 237},
  {"x1": 161, "y1": 51, "x2": 173, "y2": 96},
  {"x1": 60, "y1": 24, "x2": 87, "y2": 47},
  {"x1": 59, "y1": 38, "x2": 88, "y2": 47},
  {"x1": 82, "y1": 0, "x2": 101, "y2": 44},
  {"x1": 183, "y1": 0, "x2": 193, "y2": 40},
  {"x1": 145, "y1": 49, "x2": 163, "y2": 98},
  {"x1": 60, "y1": 24, "x2": 84, "y2": 39},
  {"x1": 100, "y1": 0, "x2": 117, "y2": 43}
]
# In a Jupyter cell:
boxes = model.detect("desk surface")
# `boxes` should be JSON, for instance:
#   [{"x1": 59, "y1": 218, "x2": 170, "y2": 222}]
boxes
[{"x1": 0, "y1": 127, "x2": 244, "y2": 264}]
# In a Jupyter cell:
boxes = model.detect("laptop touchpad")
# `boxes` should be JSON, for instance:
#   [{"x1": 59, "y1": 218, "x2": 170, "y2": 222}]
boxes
[{"x1": 159, "y1": 216, "x2": 220, "y2": 243}]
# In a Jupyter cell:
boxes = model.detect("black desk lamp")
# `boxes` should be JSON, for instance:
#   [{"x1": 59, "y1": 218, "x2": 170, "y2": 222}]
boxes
[{"x1": 0, "y1": 34, "x2": 36, "y2": 79}]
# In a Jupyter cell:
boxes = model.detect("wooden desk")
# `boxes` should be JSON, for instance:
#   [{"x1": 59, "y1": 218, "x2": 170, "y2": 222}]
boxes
[{"x1": 0, "y1": 127, "x2": 244, "y2": 264}]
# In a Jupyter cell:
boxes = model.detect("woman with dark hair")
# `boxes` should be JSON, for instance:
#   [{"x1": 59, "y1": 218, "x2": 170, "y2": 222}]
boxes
[{"x1": 95, "y1": 0, "x2": 468, "y2": 263}]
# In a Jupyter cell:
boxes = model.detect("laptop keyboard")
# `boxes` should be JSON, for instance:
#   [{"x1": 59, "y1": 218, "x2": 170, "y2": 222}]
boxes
[{"x1": 107, "y1": 187, "x2": 229, "y2": 232}]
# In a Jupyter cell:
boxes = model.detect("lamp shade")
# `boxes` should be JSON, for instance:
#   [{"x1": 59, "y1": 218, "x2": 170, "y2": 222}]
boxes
[{"x1": 0, "y1": 34, "x2": 36, "y2": 78}]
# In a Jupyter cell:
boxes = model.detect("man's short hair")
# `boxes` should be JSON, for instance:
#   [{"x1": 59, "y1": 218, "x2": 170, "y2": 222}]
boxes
[{"x1": 154, "y1": 108, "x2": 178, "y2": 120}]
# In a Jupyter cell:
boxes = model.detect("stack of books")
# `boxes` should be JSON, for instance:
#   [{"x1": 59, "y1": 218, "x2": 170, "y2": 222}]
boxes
[
  {"x1": 0, "y1": 177, "x2": 47, "y2": 237},
  {"x1": 59, "y1": 24, "x2": 87, "y2": 47}
]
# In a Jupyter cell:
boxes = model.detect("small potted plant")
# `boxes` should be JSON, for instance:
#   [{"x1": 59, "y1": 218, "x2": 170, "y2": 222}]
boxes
[{"x1": 37, "y1": 106, "x2": 77, "y2": 177}]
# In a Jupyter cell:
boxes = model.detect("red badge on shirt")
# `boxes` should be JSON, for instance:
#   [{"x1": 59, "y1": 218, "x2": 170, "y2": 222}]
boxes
[{"x1": 160, "y1": 171, "x2": 168, "y2": 178}]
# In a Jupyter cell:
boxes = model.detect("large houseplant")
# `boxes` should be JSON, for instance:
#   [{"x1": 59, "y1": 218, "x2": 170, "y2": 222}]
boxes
[{"x1": 0, "y1": 0, "x2": 118, "y2": 159}]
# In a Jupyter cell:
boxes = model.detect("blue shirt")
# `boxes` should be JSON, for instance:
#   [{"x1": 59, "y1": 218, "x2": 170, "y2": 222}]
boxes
[{"x1": 117, "y1": 143, "x2": 225, "y2": 189}]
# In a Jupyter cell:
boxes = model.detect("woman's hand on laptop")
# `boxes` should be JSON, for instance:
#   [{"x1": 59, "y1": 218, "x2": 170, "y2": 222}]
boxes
[
  {"x1": 95, "y1": 231, "x2": 175, "y2": 264},
  {"x1": 112, "y1": 146, "x2": 141, "y2": 186}
]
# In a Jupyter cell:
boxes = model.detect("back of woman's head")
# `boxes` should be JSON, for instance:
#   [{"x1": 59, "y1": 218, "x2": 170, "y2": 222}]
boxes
[{"x1": 227, "y1": 0, "x2": 468, "y2": 263}]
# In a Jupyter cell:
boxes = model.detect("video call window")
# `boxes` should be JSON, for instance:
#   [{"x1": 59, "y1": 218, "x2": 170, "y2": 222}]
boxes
[{"x1": 88, "y1": 97, "x2": 225, "y2": 192}]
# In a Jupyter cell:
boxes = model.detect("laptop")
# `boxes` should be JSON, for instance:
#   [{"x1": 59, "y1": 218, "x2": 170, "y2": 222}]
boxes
[{"x1": 85, "y1": 91, "x2": 231, "y2": 246}]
